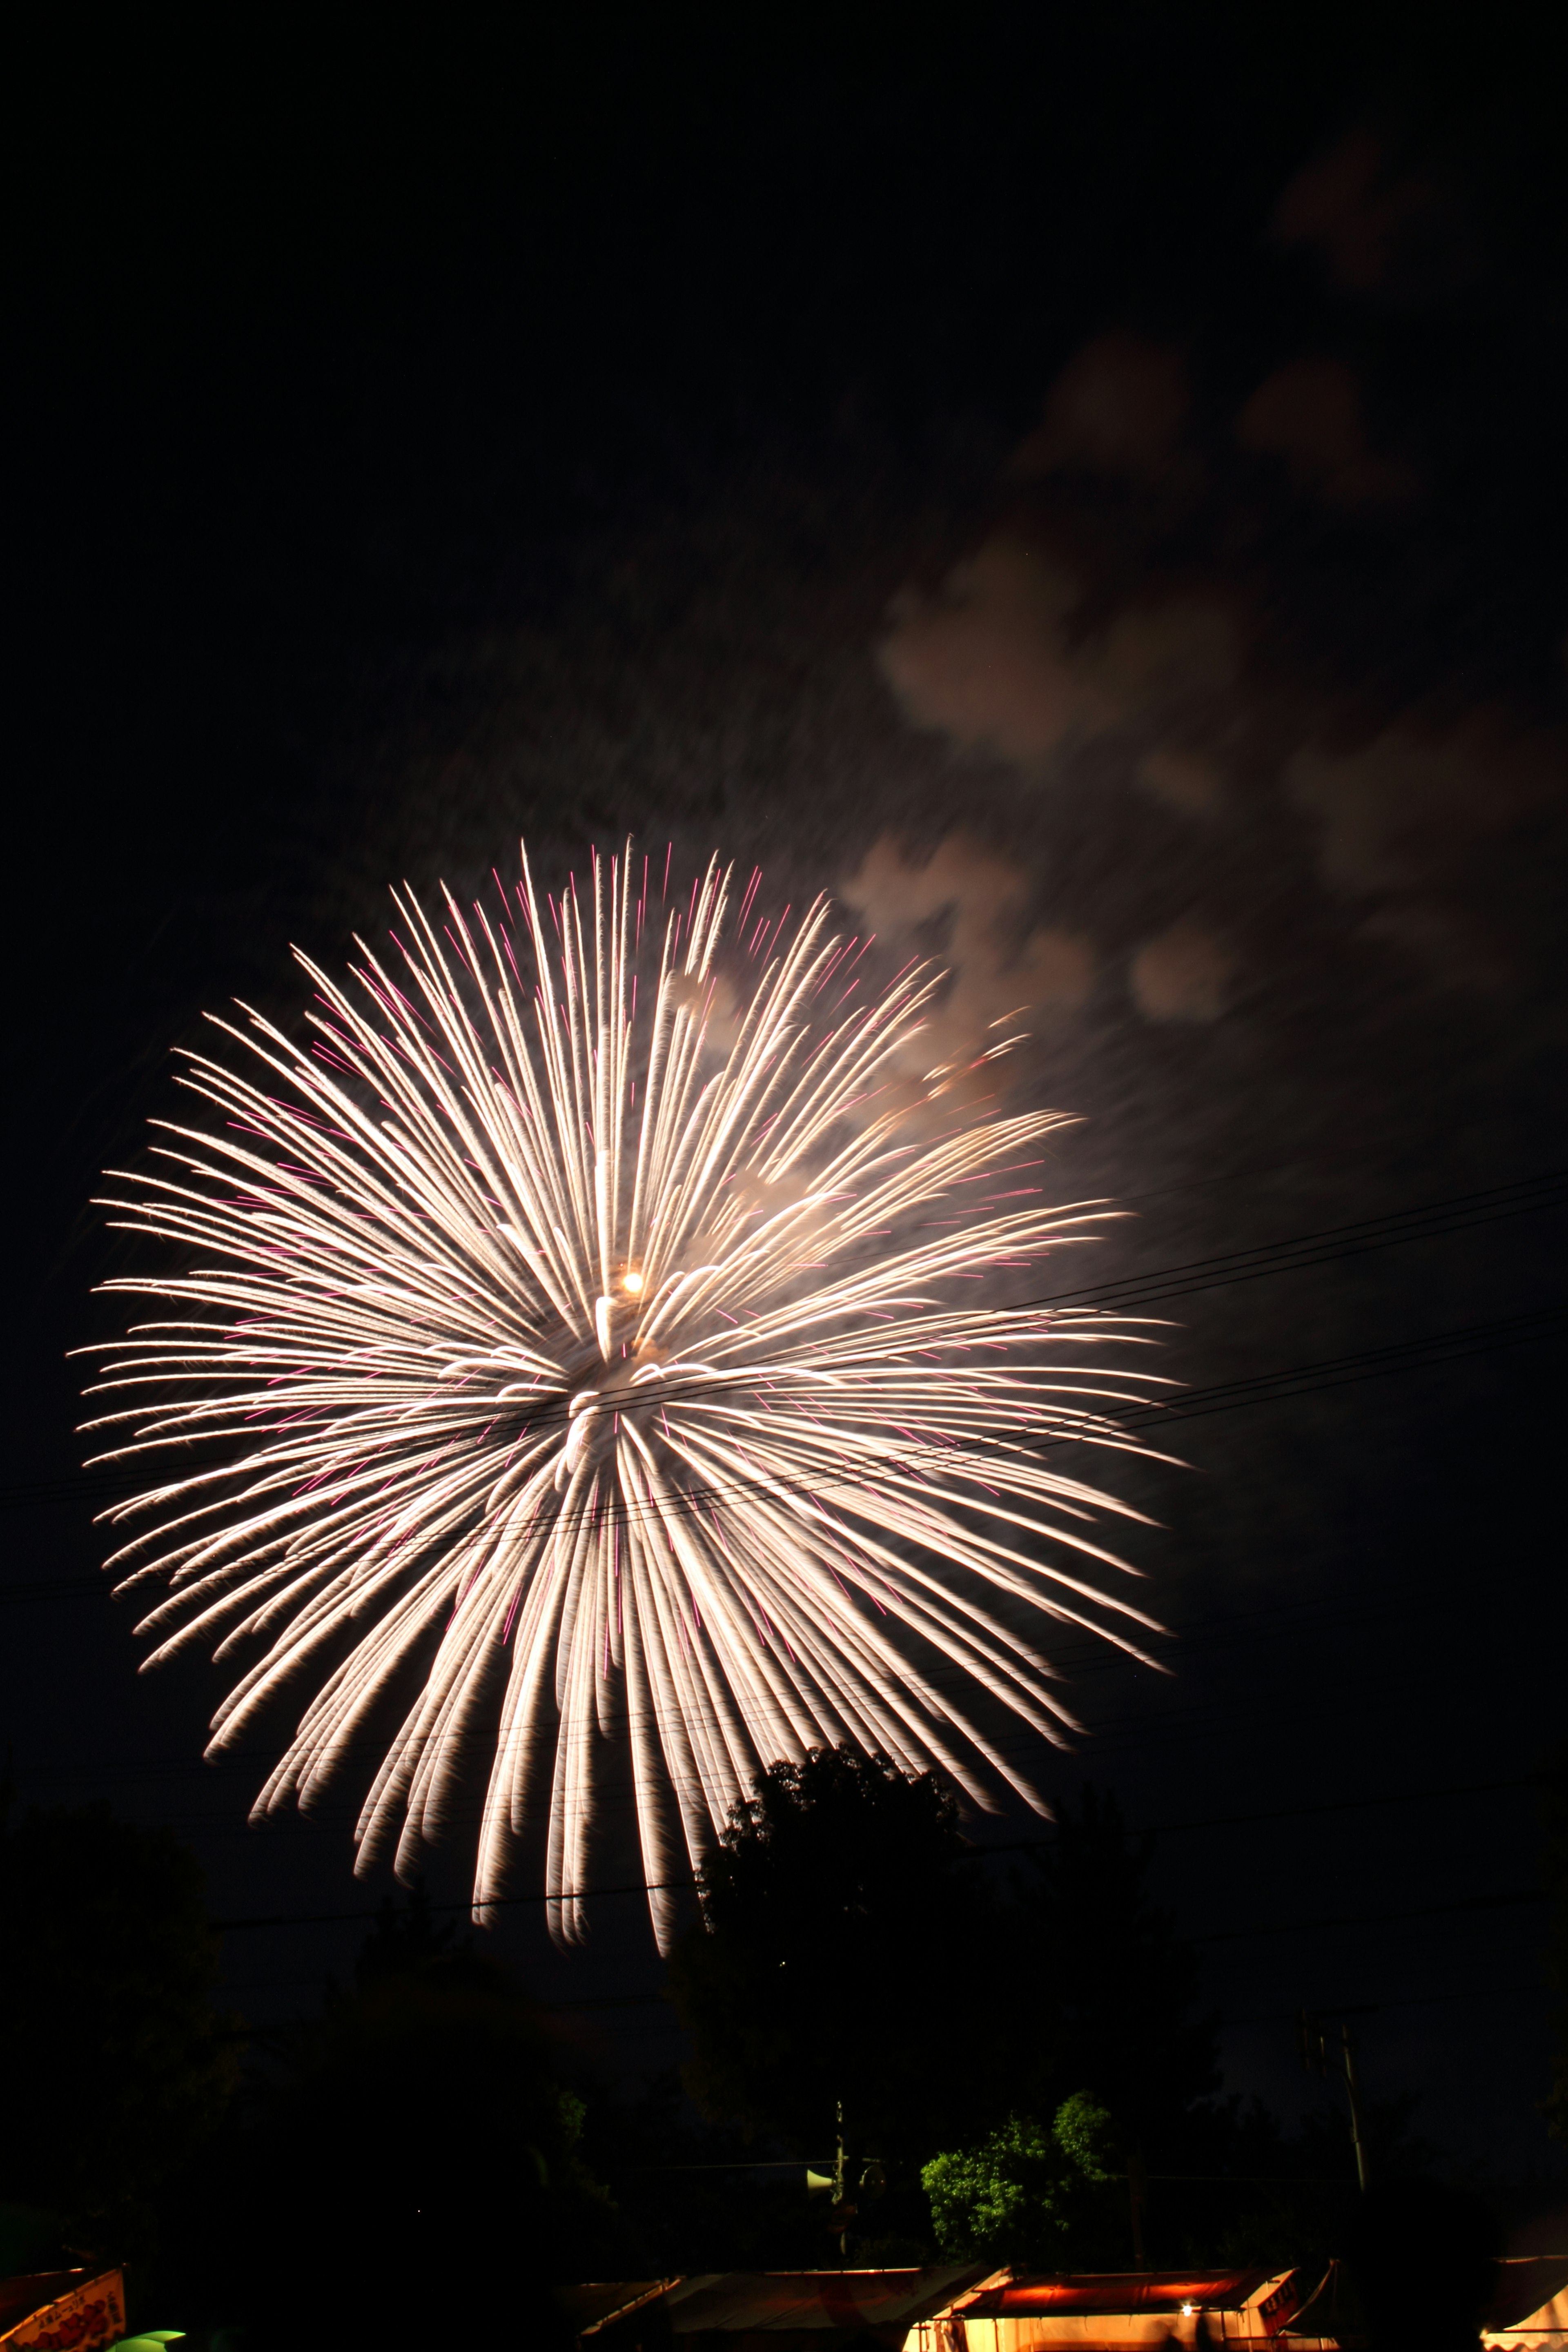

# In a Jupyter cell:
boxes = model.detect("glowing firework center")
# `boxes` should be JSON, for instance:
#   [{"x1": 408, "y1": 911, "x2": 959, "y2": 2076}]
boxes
[{"x1": 85, "y1": 849, "x2": 1164, "y2": 1948}]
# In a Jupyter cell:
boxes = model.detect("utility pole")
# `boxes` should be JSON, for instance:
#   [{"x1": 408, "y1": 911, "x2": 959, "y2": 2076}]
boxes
[
  {"x1": 828, "y1": 2098, "x2": 855, "y2": 2265},
  {"x1": 815, "y1": 2100, "x2": 882, "y2": 2263},
  {"x1": 1339, "y1": 2022, "x2": 1371, "y2": 2194},
  {"x1": 1298, "y1": 2009, "x2": 1371, "y2": 2192}
]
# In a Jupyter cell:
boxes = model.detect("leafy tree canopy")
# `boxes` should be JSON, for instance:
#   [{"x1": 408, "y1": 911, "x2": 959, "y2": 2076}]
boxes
[{"x1": 922, "y1": 2094, "x2": 1117, "y2": 2268}]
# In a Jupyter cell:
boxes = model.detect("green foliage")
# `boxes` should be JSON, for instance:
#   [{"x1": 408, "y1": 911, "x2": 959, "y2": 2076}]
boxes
[
  {"x1": 0, "y1": 1799, "x2": 236, "y2": 2255},
  {"x1": 922, "y1": 2095, "x2": 1117, "y2": 2267},
  {"x1": 1053, "y1": 2090, "x2": 1119, "y2": 2180}
]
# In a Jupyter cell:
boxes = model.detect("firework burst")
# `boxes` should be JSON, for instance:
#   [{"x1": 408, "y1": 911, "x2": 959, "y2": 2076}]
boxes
[{"x1": 83, "y1": 847, "x2": 1167, "y2": 1948}]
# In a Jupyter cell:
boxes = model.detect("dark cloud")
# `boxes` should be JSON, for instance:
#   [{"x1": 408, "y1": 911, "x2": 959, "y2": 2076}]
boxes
[
  {"x1": 1272, "y1": 131, "x2": 1436, "y2": 292},
  {"x1": 1128, "y1": 920, "x2": 1237, "y2": 1022},
  {"x1": 1009, "y1": 334, "x2": 1192, "y2": 483},
  {"x1": 1270, "y1": 128, "x2": 1484, "y2": 304},
  {"x1": 1285, "y1": 712, "x2": 1563, "y2": 900},
  {"x1": 1236, "y1": 358, "x2": 1419, "y2": 508}
]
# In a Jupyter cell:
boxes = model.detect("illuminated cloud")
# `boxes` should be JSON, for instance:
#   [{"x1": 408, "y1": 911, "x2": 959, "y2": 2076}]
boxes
[
  {"x1": 1285, "y1": 717, "x2": 1561, "y2": 897},
  {"x1": 1237, "y1": 359, "x2": 1417, "y2": 508},
  {"x1": 877, "y1": 538, "x2": 1239, "y2": 769},
  {"x1": 1359, "y1": 901, "x2": 1512, "y2": 993},
  {"x1": 1270, "y1": 129, "x2": 1481, "y2": 306},
  {"x1": 1271, "y1": 131, "x2": 1434, "y2": 293},
  {"x1": 842, "y1": 831, "x2": 1093, "y2": 1062},
  {"x1": 1009, "y1": 334, "x2": 1190, "y2": 481},
  {"x1": 1093, "y1": 598, "x2": 1240, "y2": 718},
  {"x1": 1137, "y1": 748, "x2": 1224, "y2": 815},
  {"x1": 1129, "y1": 922, "x2": 1235, "y2": 1022},
  {"x1": 877, "y1": 542, "x2": 1098, "y2": 764},
  {"x1": 865, "y1": 294, "x2": 1558, "y2": 1014}
]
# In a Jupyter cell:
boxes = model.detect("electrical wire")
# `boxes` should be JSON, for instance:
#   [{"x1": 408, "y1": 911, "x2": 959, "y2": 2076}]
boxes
[
  {"x1": 14, "y1": 1532, "x2": 1560, "y2": 1788},
  {"x1": 5, "y1": 1163, "x2": 1563, "y2": 1516},
  {"x1": 2, "y1": 1300, "x2": 1561, "y2": 1585},
  {"x1": 203, "y1": 1766, "x2": 1549, "y2": 1935},
  {"x1": 1195, "y1": 1888, "x2": 1548, "y2": 1944},
  {"x1": 1220, "y1": 1982, "x2": 1554, "y2": 2028}
]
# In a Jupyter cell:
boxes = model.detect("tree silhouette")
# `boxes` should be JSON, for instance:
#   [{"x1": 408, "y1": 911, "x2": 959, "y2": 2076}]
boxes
[
  {"x1": 1014, "y1": 1787, "x2": 1219, "y2": 2160},
  {"x1": 667, "y1": 1747, "x2": 1000, "y2": 2194},
  {"x1": 0, "y1": 1794, "x2": 235, "y2": 2265},
  {"x1": 1544, "y1": 1738, "x2": 1568, "y2": 2141},
  {"x1": 169, "y1": 1885, "x2": 615, "y2": 2350}
]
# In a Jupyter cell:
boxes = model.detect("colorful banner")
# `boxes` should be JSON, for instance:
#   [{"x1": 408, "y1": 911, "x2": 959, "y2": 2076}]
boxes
[{"x1": 0, "y1": 2269, "x2": 125, "y2": 2352}]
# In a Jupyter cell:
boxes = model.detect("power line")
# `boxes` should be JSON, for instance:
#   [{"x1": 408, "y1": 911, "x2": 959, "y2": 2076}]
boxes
[
  {"x1": 955, "y1": 1772, "x2": 1538, "y2": 1862},
  {"x1": 3, "y1": 1300, "x2": 1561, "y2": 1583},
  {"x1": 218, "y1": 1966, "x2": 1558, "y2": 2036},
  {"x1": 1196, "y1": 1888, "x2": 1547, "y2": 1944},
  {"x1": 1007, "y1": 1167, "x2": 1568, "y2": 1318},
  {"x1": 7, "y1": 1216, "x2": 1559, "y2": 1935},
  {"x1": 203, "y1": 1769, "x2": 1545, "y2": 1936},
  {"x1": 9, "y1": 1165, "x2": 1563, "y2": 1515},
  {"x1": 1076, "y1": 1306, "x2": 1565, "y2": 1434},
  {"x1": 523, "y1": 1978, "x2": 1559, "y2": 2030},
  {"x1": 193, "y1": 1870, "x2": 1174, "y2": 1934},
  {"x1": 1219, "y1": 1981, "x2": 1552, "y2": 2028},
  {"x1": 4, "y1": 1548, "x2": 1558, "y2": 1849},
  {"x1": 14, "y1": 1533, "x2": 1559, "y2": 1785}
]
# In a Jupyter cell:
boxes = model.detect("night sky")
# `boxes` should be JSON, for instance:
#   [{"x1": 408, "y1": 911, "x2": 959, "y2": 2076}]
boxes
[{"x1": 9, "y1": 9, "x2": 1567, "y2": 2210}]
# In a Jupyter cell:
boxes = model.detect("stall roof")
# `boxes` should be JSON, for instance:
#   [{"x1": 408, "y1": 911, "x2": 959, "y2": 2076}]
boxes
[
  {"x1": 1483, "y1": 2255, "x2": 1568, "y2": 2344},
  {"x1": 955, "y1": 2268, "x2": 1295, "y2": 2318},
  {"x1": 561, "y1": 2280, "x2": 675, "y2": 2338},
  {"x1": 563, "y1": 2266, "x2": 994, "y2": 2342}
]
